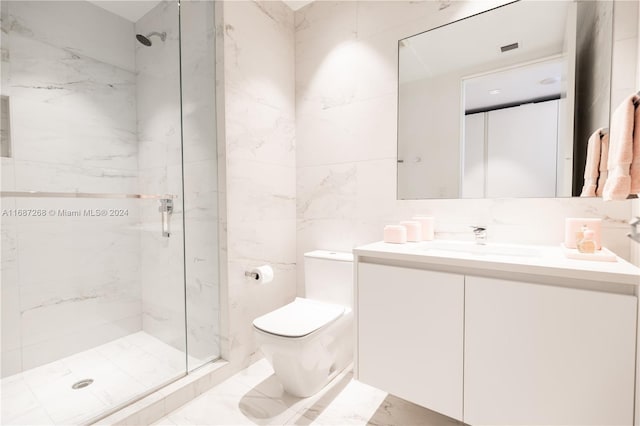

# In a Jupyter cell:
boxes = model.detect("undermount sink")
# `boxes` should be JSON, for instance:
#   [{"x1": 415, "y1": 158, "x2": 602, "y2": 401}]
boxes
[{"x1": 420, "y1": 240, "x2": 542, "y2": 258}]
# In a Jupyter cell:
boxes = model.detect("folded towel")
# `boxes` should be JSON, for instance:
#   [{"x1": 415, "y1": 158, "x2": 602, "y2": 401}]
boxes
[
  {"x1": 580, "y1": 129, "x2": 603, "y2": 197},
  {"x1": 631, "y1": 102, "x2": 640, "y2": 194},
  {"x1": 596, "y1": 132, "x2": 609, "y2": 197},
  {"x1": 603, "y1": 94, "x2": 640, "y2": 200}
]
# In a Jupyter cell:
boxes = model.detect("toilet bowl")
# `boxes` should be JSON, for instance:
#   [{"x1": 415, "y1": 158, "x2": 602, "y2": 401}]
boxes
[{"x1": 252, "y1": 250, "x2": 353, "y2": 397}]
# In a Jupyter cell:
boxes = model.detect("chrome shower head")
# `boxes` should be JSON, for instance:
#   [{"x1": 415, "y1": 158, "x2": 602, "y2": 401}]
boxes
[{"x1": 136, "y1": 31, "x2": 166, "y2": 47}]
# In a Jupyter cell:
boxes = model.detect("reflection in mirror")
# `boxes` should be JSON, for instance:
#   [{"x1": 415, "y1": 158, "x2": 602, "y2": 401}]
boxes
[
  {"x1": 397, "y1": 0, "x2": 613, "y2": 200},
  {"x1": 0, "y1": 96, "x2": 10, "y2": 158}
]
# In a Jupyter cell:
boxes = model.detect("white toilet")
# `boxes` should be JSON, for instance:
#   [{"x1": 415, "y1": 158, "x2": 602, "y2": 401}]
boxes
[{"x1": 252, "y1": 250, "x2": 353, "y2": 397}]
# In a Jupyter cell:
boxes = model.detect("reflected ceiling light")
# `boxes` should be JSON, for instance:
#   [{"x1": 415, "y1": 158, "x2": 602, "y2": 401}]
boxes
[
  {"x1": 488, "y1": 89, "x2": 501, "y2": 95},
  {"x1": 539, "y1": 77, "x2": 560, "y2": 85}
]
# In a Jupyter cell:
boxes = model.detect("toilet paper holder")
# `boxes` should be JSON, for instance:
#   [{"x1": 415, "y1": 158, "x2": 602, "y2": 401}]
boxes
[
  {"x1": 244, "y1": 265, "x2": 274, "y2": 284},
  {"x1": 245, "y1": 271, "x2": 260, "y2": 280}
]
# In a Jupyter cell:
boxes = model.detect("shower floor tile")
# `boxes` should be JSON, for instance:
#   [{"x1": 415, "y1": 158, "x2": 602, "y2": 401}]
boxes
[
  {"x1": 1, "y1": 331, "x2": 195, "y2": 426},
  {"x1": 155, "y1": 359, "x2": 463, "y2": 426}
]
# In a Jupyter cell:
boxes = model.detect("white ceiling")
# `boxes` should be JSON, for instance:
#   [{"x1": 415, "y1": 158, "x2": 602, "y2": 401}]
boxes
[
  {"x1": 87, "y1": 1, "x2": 161, "y2": 23},
  {"x1": 399, "y1": 1, "x2": 570, "y2": 84},
  {"x1": 283, "y1": 0, "x2": 315, "y2": 11},
  {"x1": 464, "y1": 58, "x2": 562, "y2": 111},
  {"x1": 89, "y1": 0, "x2": 312, "y2": 21}
]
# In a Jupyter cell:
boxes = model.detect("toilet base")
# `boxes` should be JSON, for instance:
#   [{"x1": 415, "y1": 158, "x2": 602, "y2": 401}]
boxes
[{"x1": 255, "y1": 311, "x2": 353, "y2": 397}]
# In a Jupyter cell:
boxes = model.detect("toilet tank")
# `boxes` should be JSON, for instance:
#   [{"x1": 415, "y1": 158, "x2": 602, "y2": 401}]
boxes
[{"x1": 303, "y1": 250, "x2": 354, "y2": 308}]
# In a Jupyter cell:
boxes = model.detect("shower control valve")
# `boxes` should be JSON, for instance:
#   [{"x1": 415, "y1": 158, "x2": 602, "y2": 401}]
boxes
[{"x1": 159, "y1": 198, "x2": 174, "y2": 238}]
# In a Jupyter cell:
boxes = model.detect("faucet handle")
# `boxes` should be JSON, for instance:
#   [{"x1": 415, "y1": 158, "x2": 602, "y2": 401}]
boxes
[{"x1": 470, "y1": 225, "x2": 487, "y2": 245}]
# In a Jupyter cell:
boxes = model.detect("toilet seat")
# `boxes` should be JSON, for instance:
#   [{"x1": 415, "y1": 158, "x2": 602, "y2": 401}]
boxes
[{"x1": 253, "y1": 297, "x2": 345, "y2": 338}]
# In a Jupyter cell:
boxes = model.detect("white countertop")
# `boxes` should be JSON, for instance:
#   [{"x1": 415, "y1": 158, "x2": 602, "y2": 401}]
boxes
[{"x1": 354, "y1": 240, "x2": 640, "y2": 287}]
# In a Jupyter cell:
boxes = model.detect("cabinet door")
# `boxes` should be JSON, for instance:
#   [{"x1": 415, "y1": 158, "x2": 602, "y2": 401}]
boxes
[
  {"x1": 357, "y1": 263, "x2": 464, "y2": 421},
  {"x1": 465, "y1": 276, "x2": 637, "y2": 425}
]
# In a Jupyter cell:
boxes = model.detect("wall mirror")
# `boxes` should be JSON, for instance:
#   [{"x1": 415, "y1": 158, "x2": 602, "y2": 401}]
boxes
[{"x1": 397, "y1": 0, "x2": 614, "y2": 199}]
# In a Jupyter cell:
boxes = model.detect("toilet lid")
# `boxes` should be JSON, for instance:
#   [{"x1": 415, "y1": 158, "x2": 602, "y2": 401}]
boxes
[{"x1": 253, "y1": 297, "x2": 345, "y2": 338}]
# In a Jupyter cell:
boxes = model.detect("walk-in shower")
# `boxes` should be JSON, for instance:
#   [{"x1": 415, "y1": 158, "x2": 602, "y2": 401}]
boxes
[{"x1": 0, "y1": 1, "x2": 219, "y2": 424}]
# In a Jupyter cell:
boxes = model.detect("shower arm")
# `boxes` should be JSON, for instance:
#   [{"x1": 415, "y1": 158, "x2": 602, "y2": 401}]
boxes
[{"x1": 147, "y1": 31, "x2": 167, "y2": 41}]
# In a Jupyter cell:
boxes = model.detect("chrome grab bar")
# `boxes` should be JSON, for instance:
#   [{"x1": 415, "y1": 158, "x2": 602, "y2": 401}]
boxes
[{"x1": 0, "y1": 191, "x2": 176, "y2": 200}]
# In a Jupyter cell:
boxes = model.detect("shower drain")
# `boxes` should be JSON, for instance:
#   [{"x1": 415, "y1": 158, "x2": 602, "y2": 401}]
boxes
[{"x1": 71, "y1": 379, "x2": 94, "y2": 390}]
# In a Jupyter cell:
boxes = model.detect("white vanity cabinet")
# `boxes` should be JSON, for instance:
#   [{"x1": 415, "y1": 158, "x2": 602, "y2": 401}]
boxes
[
  {"x1": 464, "y1": 276, "x2": 637, "y2": 426},
  {"x1": 354, "y1": 241, "x2": 640, "y2": 425},
  {"x1": 357, "y1": 263, "x2": 464, "y2": 421}
]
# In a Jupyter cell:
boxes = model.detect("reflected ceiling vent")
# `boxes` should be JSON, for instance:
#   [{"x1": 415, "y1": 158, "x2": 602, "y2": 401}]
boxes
[{"x1": 500, "y1": 42, "x2": 519, "y2": 53}]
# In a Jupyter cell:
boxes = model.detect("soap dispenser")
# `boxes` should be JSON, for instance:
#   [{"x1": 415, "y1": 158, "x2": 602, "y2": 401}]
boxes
[
  {"x1": 577, "y1": 229, "x2": 596, "y2": 254},
  {"x1": 575, "y1": 225, "x2": 586, "y2": 248}
]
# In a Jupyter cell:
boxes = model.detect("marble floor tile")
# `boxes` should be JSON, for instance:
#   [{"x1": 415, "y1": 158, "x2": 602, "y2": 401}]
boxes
[
  {"x1": 156, "y1": 359, "x2": 463, "y2": 426},
  {"x1": 5, "y1": 406, "x2": 54, "y2": 426},
  {"x1": 161, "y1": 378, "x2": 285, "y2": 425},
  {"x1": 0, "y1": 377, "x2": 41, "y2": 423},
  {"x1": 0, "y1": 332, "x2": 187, "y2": 425}
]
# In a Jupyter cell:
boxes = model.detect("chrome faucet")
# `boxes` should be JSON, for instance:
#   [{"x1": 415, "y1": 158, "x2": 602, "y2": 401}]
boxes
[
  {"x1": 629, "y1": 217, "x2": 640, "y2": 244},
  {"x1": 471, "y1": 226, "x2": 487, "y2": 245}
]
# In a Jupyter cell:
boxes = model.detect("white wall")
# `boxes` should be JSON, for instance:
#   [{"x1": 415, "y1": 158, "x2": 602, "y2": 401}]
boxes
[
  {"x1": 295, "y1": 0, "x2": 633, "y2": 292},
  {"x1": 1, "y1": 1, "x2": 141, "y2": 376},
  {"x1": 219, "y1": 0, "x2": 296, "y2": 369}
]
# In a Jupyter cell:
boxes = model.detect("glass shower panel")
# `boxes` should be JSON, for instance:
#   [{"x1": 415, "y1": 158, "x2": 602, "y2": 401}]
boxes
[
  {"x1": 180, "y1": 0, "x2": 220, "y2": 371},
  {"x1": 0, "y1": 1, "x2": 188, "y2": 424}
]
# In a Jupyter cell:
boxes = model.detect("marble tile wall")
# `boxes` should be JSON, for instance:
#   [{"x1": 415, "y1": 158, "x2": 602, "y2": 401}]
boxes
[
  {"x1": 611, "y1": 0, "x2": 638, "y2": 110},
  {"x1": 1, "y1": 1, "x2": 141, "y2": 377},
  {"x1": 294, "y1": 0, "x2": 634, "y2": 292},
  {"x1": 574, "y1": 1, "x2": 614, "y2": 193},
  {"x1": 219, "y1": 0, "x2": 296, "y2": 370}
]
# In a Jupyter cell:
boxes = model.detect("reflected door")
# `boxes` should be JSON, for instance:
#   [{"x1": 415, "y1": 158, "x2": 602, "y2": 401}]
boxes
[{"x1": 486, "y1": 101, "x2": 558, "y2": 198}]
